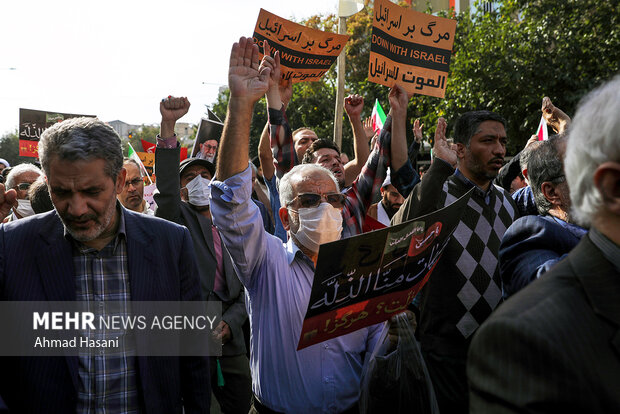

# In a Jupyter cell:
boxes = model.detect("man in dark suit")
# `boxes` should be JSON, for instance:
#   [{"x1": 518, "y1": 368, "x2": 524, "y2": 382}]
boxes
[
  {"x1": 468, "y1": 76, "x2": 620, "y2": 413},
  {"x1": 0, "y1": 117, "x2": 210, "y2": 413},
  {"x1": 155, "y1": 96, "x2": 251, "y2": 413},
  {"x1": 499, "y1": 136, "x2": 587, "y2": 298}
]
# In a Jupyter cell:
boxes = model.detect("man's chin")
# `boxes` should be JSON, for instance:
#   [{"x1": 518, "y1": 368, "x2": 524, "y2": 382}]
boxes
[{"x1": 64, "y1": 226, "x2": 103, "y2": 243}]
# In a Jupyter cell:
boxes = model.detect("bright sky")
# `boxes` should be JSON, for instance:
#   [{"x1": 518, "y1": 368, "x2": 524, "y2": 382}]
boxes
[{"x1": 0, "y1": 0, "x2": 341, "y2": 135}]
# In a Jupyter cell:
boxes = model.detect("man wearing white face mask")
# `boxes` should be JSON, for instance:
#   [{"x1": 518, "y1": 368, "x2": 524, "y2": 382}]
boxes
[
  {"x1": 154, "y1": 96, "x2": 252, "y2": 413},
  {"x1": 2, "y1": 163, "x2": 42, "y2": 222},
  {"x1": 210, "y1": 37, "x2": 383, "y2": 414}
]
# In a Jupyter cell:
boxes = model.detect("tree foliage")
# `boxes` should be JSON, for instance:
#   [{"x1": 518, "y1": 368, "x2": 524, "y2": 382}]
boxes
[{"x1": 211, "y1": 0, "x2": 619, "y2": 157}]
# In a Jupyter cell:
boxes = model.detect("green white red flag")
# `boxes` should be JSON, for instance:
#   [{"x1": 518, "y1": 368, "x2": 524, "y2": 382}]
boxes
[{"x1": 371, "y1": 99, "x2": 387, "y2": 134}]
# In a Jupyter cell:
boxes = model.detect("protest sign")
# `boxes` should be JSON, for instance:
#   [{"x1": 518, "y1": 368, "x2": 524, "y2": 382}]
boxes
[
  {"x1": 136, "y1": 151, "x2": 155, "y2": 180},
  {"x1": 19, "y1": 108, "x2": 95, "y2": 157},
  {"x1": 297, "y1": 189, "x2": 473, "y2": 350},
  {"x1": 368, "y1": 0, "x2": 456, "y2": 98},
  {"x1": 143, "y1": 183, "x2": 157, "y2": 211},
  {"x1": 253, "y1": 9, "x2": 349, "y2": 83},
  {"x1": 191, "y1": 118, "x2": 223, "y2": 161}
]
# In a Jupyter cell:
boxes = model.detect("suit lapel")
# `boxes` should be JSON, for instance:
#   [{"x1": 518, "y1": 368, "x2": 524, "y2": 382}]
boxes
[
  {"x1": 571, "y1": 236, "x2": 620, "y2": 355},
  {"x1": 36, "y1": 213, "x2": 76, "y2": 302},
  {"x1": 36, "y1": 212, "x2": 79, "y2": 391}
]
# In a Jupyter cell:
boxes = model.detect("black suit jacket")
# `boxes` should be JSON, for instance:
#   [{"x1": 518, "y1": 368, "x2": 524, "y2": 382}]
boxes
[
  {"x1": 154, "y1": 146, "x2": 247, "y2": 356},
  {"x1": 0, "y1": 209, "x2": 210, "y2": 413},
  {"x1": 468, "y1": 234, "x2": 620, "y2": 413}
]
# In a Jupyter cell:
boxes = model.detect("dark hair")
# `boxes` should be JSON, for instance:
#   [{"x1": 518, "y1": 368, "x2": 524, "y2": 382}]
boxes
[
  {"x1": 28, "y1": 176, "x2": 54, "y2": 214},
  {"x1": 528, "y1": 136, "x2": 567, "y2": 215},
  {"x1": 301, "y1": 139, "x2": 341, "y2": 164},
  {"x1": 453, "y1": 111, "x2": 507, "y2": 146}
]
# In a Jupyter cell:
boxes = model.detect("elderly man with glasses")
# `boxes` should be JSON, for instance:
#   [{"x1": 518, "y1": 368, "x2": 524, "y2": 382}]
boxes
[
  {"x1": 2, "y1": 163, "x2": 42, "y2": 221},
  {"x1": 210, "y1": 37, "x2": 397, "y2": 414},
  {"x1": 117, "y1": 158, "x2": 154, "y2": 215}
]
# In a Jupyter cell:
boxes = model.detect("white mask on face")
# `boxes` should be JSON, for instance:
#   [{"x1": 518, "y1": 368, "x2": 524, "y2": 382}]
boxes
[
  {"x1": 15, "y1": 199, "x2": 35, "y2": 218},
  {"x1": 183, "y1": 175, "x2": 211, "y2": 207},
  {"x1": 290, "y1": 203, "x2": 342, "y2": 252}
]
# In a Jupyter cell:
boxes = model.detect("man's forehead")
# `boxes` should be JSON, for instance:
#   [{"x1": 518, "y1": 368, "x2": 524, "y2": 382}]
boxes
[
  {"x1": 294, "y1": 130, "x2": 318, "y2": 141},
  {"x1": 293, "y1": 170, "x2": 338, "y2": 192},
  {"x1": 15, "y1": 171, "x2": 41, "y2": 182},
  {"x1": 474, "y1": 120, "x2": 507, "y2": 137},
  {"x1": 181, "y1": 165, "x2": 211, "y2": 179},
  {"x1": 314, "y1": 148, "x2": 339, "y2": 159}
]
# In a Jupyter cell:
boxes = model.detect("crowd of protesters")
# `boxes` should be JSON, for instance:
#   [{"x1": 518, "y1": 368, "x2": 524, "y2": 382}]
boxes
[{"x1": 0, "y1": 35, "x2": 619, "y2": 414}]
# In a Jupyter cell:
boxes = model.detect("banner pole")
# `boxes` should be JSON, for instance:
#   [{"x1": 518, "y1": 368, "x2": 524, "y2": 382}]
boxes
[{"x1": 333, "y1": 16, "x2": 347, "y2": 148}]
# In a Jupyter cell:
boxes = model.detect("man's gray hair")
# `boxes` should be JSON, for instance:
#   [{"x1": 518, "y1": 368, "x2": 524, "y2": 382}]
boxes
[
  {"x1": 528, "y1": 137, "x2": 566, "y2": 216},
  {"x1": 279, "y1": 164, "x2": 340, "y2": 207},
  {"x1": 123, "y1": 158, "x2": 144, "y2": 178},
  {"x1": 5, "y1": 163, "x2": 42, "y2": 189},
  {"x1": 38, "y1": 117, "x2": 123, "y2": 180},
  {"x1": 565, "y1": 75, "x2": 620, "y2": 226}
]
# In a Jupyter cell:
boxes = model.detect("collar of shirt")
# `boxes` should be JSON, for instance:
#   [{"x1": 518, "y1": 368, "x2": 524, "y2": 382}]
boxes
[
  {"x1": 589, "y1": 227, "x2": 620, "y2": 273},
  {"x1": 454, "y1": 168, "x2": 493, "y2": 203},
  {"x1": 285, "y1": 237, "x2": 315, "y2": 268},
  {"x1": 64, "y1": 201, "x2": 127, "y2": 254}
]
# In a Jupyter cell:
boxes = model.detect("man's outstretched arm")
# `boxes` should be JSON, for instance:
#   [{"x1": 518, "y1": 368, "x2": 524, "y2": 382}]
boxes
[{"x1": 216, "y1": 37, "x2": 271, "y2": 180}]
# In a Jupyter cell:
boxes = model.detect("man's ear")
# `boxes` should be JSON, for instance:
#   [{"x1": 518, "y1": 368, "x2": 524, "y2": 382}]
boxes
[
  {"x1": 279, "y1": 206, "x2": 291, "y2": 231},
  {"x1": 541, "y1": 181, "x2": 562, "y2": 207},
  {"x1": 522, "y1": 167, "x2": 529, "y2": 182},
  {"x1": 455, "y1": 142, "x2": 467, "y2": 159},
  {"x1": 593, "y1": 162, "x2": 620, "y2": 216},
  {"x1": 115, "y1": 168, "x2": 127, "y2": 195}
]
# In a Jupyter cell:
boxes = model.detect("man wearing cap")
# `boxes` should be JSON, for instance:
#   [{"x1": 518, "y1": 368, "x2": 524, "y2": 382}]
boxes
[
  {"x1": 154, "y1": 96, "x2": 251, "y2": 413},
  {"x1": 367, "y1": 172, "x2": 405, "y2": 227}
]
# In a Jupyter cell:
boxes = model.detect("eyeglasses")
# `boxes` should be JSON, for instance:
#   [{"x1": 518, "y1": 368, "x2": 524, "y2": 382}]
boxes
[
  {"x1": 16, "y1": 183, "x2": 31, "y2": 191},
  {"x1": 287, "y1": 192, "x2": 346, "y2": 209},
  {"x1": 202, "y1": 144, "x2": 217, "y2": 151},
  {"x1": 124, "y1": 178, "x2": 143, "y2": 188}
]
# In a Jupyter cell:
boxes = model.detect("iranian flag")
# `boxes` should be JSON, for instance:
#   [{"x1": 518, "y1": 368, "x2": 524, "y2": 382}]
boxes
[
  {"x1": 371, "y1": 99, "x2": 387, "y2": 134},
  {"x1": 536, "y1": 115, "x2": 549, "y2": 141},
  {"x1": 128, "y1": 143, "x2": 153, "y2": 184}
]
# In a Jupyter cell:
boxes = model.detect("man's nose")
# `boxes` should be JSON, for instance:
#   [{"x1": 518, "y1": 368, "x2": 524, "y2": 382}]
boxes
[
  {"x1": 67, "y1": 194, "x2": 89, "y2": 217},
  {"x1": 493, "y1": 141, "x2": 506, "y2": 157}
]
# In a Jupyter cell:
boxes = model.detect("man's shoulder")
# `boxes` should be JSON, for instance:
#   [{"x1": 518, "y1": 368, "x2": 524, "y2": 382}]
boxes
[
  {"x1": 503, "y1": 215, "x2": 580, "y2": 247},
  {"x1": 1, "y1": 210, "x2": 60, "y2": 237},
  {"x1": 124, "y1": 208, "x2": 188, "y2": 236},
  {"x1": 490, "y1": 246, "x2": 582, "y2": 324},
  {"x1": 505, "y1": 214, "x2": 557, "y2": 236}
]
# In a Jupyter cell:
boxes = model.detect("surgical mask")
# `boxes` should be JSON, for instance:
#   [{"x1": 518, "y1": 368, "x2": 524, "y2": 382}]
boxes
[
  {"x1": 183, "y1": 175, "x2": 211, "y2": 207},
  {"x1": 15, "y1": 199, "x2": 35, "y2": 218},
  {"x1": 290, "y1": 203, "x2": 342, "y2": 252}
]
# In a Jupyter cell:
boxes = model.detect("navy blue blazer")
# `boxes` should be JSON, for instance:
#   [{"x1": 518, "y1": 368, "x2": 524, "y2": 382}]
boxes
[
  {"x1": 499, "y1": 214, "x2": 587, "y2": 298},
  {"x1": 0, "y1": 209, "x2": 210, "y2": 413}
]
